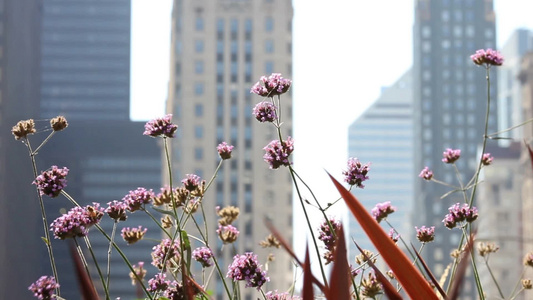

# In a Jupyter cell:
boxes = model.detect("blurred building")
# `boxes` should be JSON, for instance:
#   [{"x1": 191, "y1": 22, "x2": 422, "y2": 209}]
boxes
[
  {"x1": 167, "y1": 1, "x2": 294, "y2": 299},
  {"x1": 347, "y1": 70, "x2": 414, "y2": 257},
  {"x1": 477, "y1": 142, "x2": 523, "y2": 299},
  {"x1": 412, "y1": 1, "x2": 498, "y2": 298}
]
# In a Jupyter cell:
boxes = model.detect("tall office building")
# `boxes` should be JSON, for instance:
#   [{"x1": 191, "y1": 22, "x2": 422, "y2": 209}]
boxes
[
  {"x1": 347, "y1": 70, "x2": 414, "y2": 257},
  {"x1": 167, "y1": 1, "x2": 294, "y2": 299},
  {"x1": 413, "y1": 1, "x2": 498, "y2": 297}
]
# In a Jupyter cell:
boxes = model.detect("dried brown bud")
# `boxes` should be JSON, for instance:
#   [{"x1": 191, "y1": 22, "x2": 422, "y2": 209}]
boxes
[
  {"x1": 267, "y1": 253, "x2": 275, "y2": 262},
  {"x1": 121, "y1": 226, "x2": 147, "y2": 245},
  {"x1": 355, "y1": 249, "x2": 377, "y2": 266},
  {"x1": 12, "y1": 119, "x2": 36, "y2": 140},
  {"x1": 477, "y1": 242, "x2": 499, "y2": 257},
  {"x1": 217, "y1": 206, "x2": 240, "y2": 226},
  {"x1": 525, "y1": 252, "x2": 533, "y2": 267},
  {"x1": 190, "y1": 180, "x2": 206, "y2": 198},
  {"x1": 522, "y1": 279, "x2": 532, "y2": 289},
  {"x1": 360, "y1": 273, "x2": 382, "y2": 298},
  {"x1": 259, "y1": 234, "x2": 281, "y2": 249},
  {"x1": 450, "y1": 249, "x2": 462, "y2": 259},
  {"x1": 153, "y1": 187, "x2": 177, "y2": 206},
  {"x1": 161, "y1": 215, "x2": 173, "y2": 229},
  {"x1": 50, "y1": 116, "x2": 68, "y2": 131}
]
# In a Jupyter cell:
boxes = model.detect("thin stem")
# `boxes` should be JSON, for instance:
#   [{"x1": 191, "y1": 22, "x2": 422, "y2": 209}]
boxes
[
  {"x1": 32, "y1": 131, "x2": 56, "y2": 155},
  {"x1": 509, "y1": 267, "x2": 527, "y2": 299},
  {"x1": 83, "y1": 236, "x2": 110, "y2": 300},
  {"x1": 452, "y1": 163, "x2": 469, "y2": 204},
  {"x1": 106, "y1": 221, "x2": 118, "y2": 292},
  {"x1": 142, "y1": 207, "x2": 172, "y2": 238},
  {"x1": 163, "y1": 137, "x2": 178, "y2": 218},
  {"x1": 462, "y1": 227, "x2": 484, "y2": 299},
  {"x1": 482, "y1": 256, "x2": 504, "y2": 299},
  {"x1": 487, "y1": 118, "x2": 533, "y2": 138},
  {"x1": 73, "y1": 237, "x2": 92, "y2": 284}
]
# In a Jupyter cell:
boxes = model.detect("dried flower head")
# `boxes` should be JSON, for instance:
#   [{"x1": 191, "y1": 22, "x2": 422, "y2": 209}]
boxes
[
  {"x1": 371, "y1": 201, "x2": 396, "y2": 223},
  {"x1": 143, "y1": 114, "x2": 178, "y2": 138},
  {"x1": 106, "y1": 200, "x2": 127, "y2": 222},
  {"x1": 34, "y1": 166, "x2": 69, "y2": 198},
  {"x1": 12, "y1": 119, "x2": 36, "y2": 140},
  {"x1": 253, "y1": 101, "x2": 278, "y2": 123},
  {"x1": 217, "y1": 142, "x2": 234, "y2": 160},
  {"x1": 147, "y1": 273, "x2": 170, "y2": 293},
  {"x1": 217, "y1": 224, "x2": 239, "y2": 244},
  {"x1": 263, "y1": 137, "x2": 294, "y2": 169},
  {"x1": 184, "y1": 198, "x2": 200, "y2": 214},
  {"x1": 360, "y1": 272, "x2": 382, "y2": 298},
  {"x1": 250, "y1": 73, "x2": 291, "y2": 97},
  {"x1": 477, "y1": 242, "x2": 499, "y2": 257},
  {"x1": 416, "y1": 226, "x2": 435, "y2": 243},
  {"x1": 28, "y1": 275, "x2": 59, "y2": 300},
  {"x1": 50, "y1": 116, "x2": 68, "y2": 131},
  {"x1": 121, "y1": 226, "x2": 147, "y2": 245},
  {"x1": 153, "y1": 186, "x2": 178, "y2": 206},
  {"x1": 161, "y1": 215, "x2": 173, "y2": 229},
  {"x1": 355, "y1": 249, "x2": 377, "y2": 266},
  {"x1": 151, "y1": 238, "x2": 181, "y2": 270},
  {"x1": 259, "y1": 234, "x2": 281, "y2": 249},
  {"x1": 470, "y1": 48, "x2": 504, "y2": 66},
  {"x1": 386, "y1": 270, "x2": 396, "y2": 280},
  {"x1": 522, "y1": 279, "x2": 532, "y2": 290},
  {"x1": 343, "y1": 157, "x2": 371, "y2": 188},
  {"x1": 481, "y1": 153, "x2": 494, "y2": 166},
  {"x1": 193, "y1": 246, "x2": 214, "y2": 268},
  {"x1": 450, "y1": 249, "x2": 462, "y2": 259},
  {"x1": 419, "y1": 166, "x2": 433, "y2": 180},
  {"x1": 442, "y1": 148, "x2": 461, "y2": 164},
  {"x1": 123, "y1": 187, "x2": 154, "y2": 212},
  {"x1": 227, "y1": 252, "x2": 269, "y2": 289},
  {"x1": 217, "y1": 206, "x2": 240, "y2": 226},
  {"x1": 524, "y1": 252, "x2": 533, "y2": 267},
  {"x1": 129, "y1": 262, "x2": 147, "y2": 286}
]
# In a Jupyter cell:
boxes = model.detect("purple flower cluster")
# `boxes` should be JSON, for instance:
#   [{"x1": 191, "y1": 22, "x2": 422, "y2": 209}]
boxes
[
  {"x1": 151, "y1": 238, "x2": 181, "y2": 270},
  {"x1": 443, "y1": 203, "x2": 479, "y2": 229},
  {"x1": 253, "y1": 101, "x2": 277, "y2": 122},
  {"x1": 227, "y1": 252, "x2": 269, "y2": 289},
  {"x1": 317, "y1": 218, "x2": 342, "y2": 264},
  {"x1": 28, "y1": 275, "x2": 59, "y2": 300},
  {"x1": 342, "y1": 158, "x2": 370, "y2": 188},
  {"x1": 263, "y1": 137, "x2": 294, "y2": 169},
  {"x1": 265, "y1": 290, "x2": 301, "y2": 300},
  {"x1": 143, "y1": 114, "x2": 178, "y2": 138},
  {"x1": 419, "y1": 166, "x2": 433, "y2": 180},
  {"x1": 415, "y1": 226, "x2": 435, "y2": 243},
  {"x1": 106, "y1": 200, "x2": 128, "y2": 221},
  {"x1": 122, "y1": 187, "x2": 154, "y2": 212},
  {"x1": 371, "y1": 201, "x2": 396, "y2": 223},
  {"x1": 34, "y1": 166, "x2": 69, "y2": 198},
  {"x1": 147, "y1": 273, "x2": 170, "y2": 292},
  {"x1": 192, "y1": 246, "x2": 214, "y2": 268},
  {"x1": 470, "y1": 48, "x2": 504, "y2": 66},
  {"x1": 482, "y1": 153, "x2": 494, "y2": 166},
  {"x1": 217, "y1": 142, "x2": 234, "y2": 160},
  {"x1": 388, "y1": 228, "x2": 400, "y2": 243},
  {"x1": 181, "y1": 174, "x2": 201, "y2": 192},
  {"x1": 50, "y1": 203, "x2": 104, "y2": 239},
  {"x1": 442, "y1": 148, "x2": 461, "y2": 164},
  {"x1": 250, "y1": 73, "x2": 292, "y2": 97}
]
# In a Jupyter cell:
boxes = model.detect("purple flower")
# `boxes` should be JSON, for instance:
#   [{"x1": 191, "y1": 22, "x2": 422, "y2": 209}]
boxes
[
  {"x1": 524, "y1": 252, "x2": 533, "y2": 267},
  {"x1": 419, "y1": 167, "x2": 433, "y2": 180},
  {"x1": 193, "y1": 246, "x2": 214, "y2": 268},
  {"x1": 371, "y1": 201, "x2": 396, "y2": 223},
  {"x1": 106, "y1": 200, "x2": 127, "y2": 221},
  {"x1": 388, "y1": 228, "x2": 400, "y2": 243},
  {"x1": 28, "y1": 275, "x2": 59, "y2": 300},
  {"x1": 121, "y1": 226, "x2": 147, "y2": 245},
  {"x1": 470, "y1": 48, "x2": 504, "y2": 66},
  {"x1": 147, "y1": 273, "x2": 170, "y2": 292},
  {"x1": 181, "y1": 174, "x2": 201, "y2": 192},
  {"x1": 443, "y1": 203, "x2": 478, "y2": 229},
  {"x1": 342, "y1": 158, "x2": 370, "y2": 188},
  {"x1": 123, "y1": 187, "x2": 154, "y2": 212},
  {"x1": 50, "y1": 203, "x2": 104, "y2": 239},
  {"x1": 265, "y1": 290, "x2": 301, "y2": 300},
  {"x1": 482, "y1": 153, "x2": 494, "y2": 166},
  {"x1": 151, "y1": 238, "x2": 181, "y2": 270},
  {"x1": 253, "y1": 101, "x2": 277, "y2": 122},
  {"x1": 129, "y1": 262, "x2": 147, "y2": 286},
  {"x1": 442, "y1": 148, "x2": 461, "y2": 164},
  {"x1": 250, "y1": 73, "x2": 291, "y2": 97},
  {"x1": 217, "y1": 142, "x2": 234, "y2": 160},
  {"x1": 317, "y1": 218, "x2": 342, "y2": 264},
  {"x1": 217, "y1": 224, "x2": 240, "y2": 244},
  {"x1": 34, "y1": 166, "x2": 69, "y2": 198},
  {"x1": 227, "y1": 252, "x2": 269, "y2": 289},
  {"x1": 415, "y1": 226, "x2": 435, "y2": 243},
  {"x1": 143, "y1": 114, "x2": 178, "y2": 138},
  {"x1": 263, "y1": 137, "x2": 294, "y2": 169}
]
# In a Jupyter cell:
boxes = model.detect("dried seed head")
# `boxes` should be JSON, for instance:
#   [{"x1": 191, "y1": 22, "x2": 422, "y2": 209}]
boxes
[
  {"x1": 121, "y1": 226, "x2": 147, "y2": 245},
  {"x1": 217, "y1": 206, "x2": 240, "y2": 226},
  {"x1": 50, "y1": 116, "x2": 68, "y2": 131},
  {"x1": 522, "y1": 279, "x2": 532, "y2": 289},
  {"x1": 355, "y1": 249, "x2": 377, "y2": 266},
  {"x1": 161, "y1": 215, "x2": 173, "y2": 229},
  {"x1": 12, "y1": 119, "x2": 36, "y2": 140},
  {"x1": 477, "y1": 242, "x2": 499, "y2": 257},
  {"x1": 259, "y1": 234, "x2": 281, "y2": 249},
  {"x1": 360, "y1": 272, "x2": 382, "y2": 298}
]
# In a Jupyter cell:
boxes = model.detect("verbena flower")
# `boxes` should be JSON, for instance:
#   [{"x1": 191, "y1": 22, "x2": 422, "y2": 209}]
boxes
[
  {"x1": 259, "y1": 234, "x2": 281, "y2": 249},
  {"x1": 442, "y1": 148, "x2": 461, "y2": 164},
  {"x1": 388, "y1": 228, "x2": 400, "y2": 243},
  {"x1": 50, "y1": 115, "x2": 68, "y2": 132},
  {"x1": 193, "y1": 246, "x2": 214, "y2": 268},
  {"x1": 265, "y1": 290, "x2": 301, "y2": 300},
  {"x1": 524, "y1": 252, "x2": 533, "y2": 267},
  {"x1": 371, "y1": 201, "x2": 396, "y2": 223},
  {"x1": 253, "y1": 101, "x2": 277, "y2": 122},
  {"x1": 481, "y1": 153, "x2": 494, "y2": 166},
  {"x1": 217, "y1": 205, "x2": 240, "y2": 226},
  {"x1": 317, "y1": 218, "x2": 342, "y2": 264},
  {"x1": 217, "y1": 142, "x2": 234, "y2": 160},
  {"x1": 250, "y1": 73, "x2": 291, "y2": 97},
  {"x1": 342, "y1": 157, "x2": 370, "y2": 188},
  {"x1": 181, "y1": 174, "x2": 201, "y2": 192},
  {"x1": 50, "y1": 203, "x2": 104, "y2": 239},
  {"x1": 28, "y1": 275, "x2": 59, "y2": 300},
  {"x1": 263, "y1": 137, "x2": 294, "y2": 169},
  {"x1": 106, "y1": 200, "x2": 127, "y2": 221},
  {"x1": 443, "y1": 203, "x2": 478, "y2": 229},
  {"x1": 470, "y1": 48, "x2": 504, "y2": 66},
  {"x1": 419, "y1": 166, "x2": 433, "y2": 180},
  {"x1": 522, "y1": 279, "x2": 532, "y2": 290},
  {"x1": 143, "y1": 114, "x2": 178, "y2": 138},
  {"x1": 355, "y1": 249, "x2": 377, "y2": 266},
  {"x1": 478, "y1": 242, "x2": 499, "y2": 257},
  {"x1": 217, "y1": 224, "x2": 239, "y2": 244},
  {"x1": 151, "y1": 238, "x2": 181, "y2": 270},
  {"x1": 34, "y1": 166, "x2": 69, "y2": 198},
  {"x1": 147, "y1": 273, "x2": 170, "y2": 292},
  {"x1": 129, "y1": 262, "x2": 147, "y2": 286},
  {"x1": 360, "y1": 272, "x2": 382, "y2": 298},
  {"x1": 121, "y1": 226, "x2": 147, "y2": 245},
  {"x1": 153, "y1": 186, "x2": 179, "y2": 206},
  {"x1": 227, "y1": 252, "x2": 269, "y2": 289},
  {"x1": 12, "y1": 119, "x2": 36, "y2": 140},
  {"x1": 415, "y1": 226, "x2": 435, "y2": 243},
  {"x1": 123, "y1": 187, "x2": 154, "y2": 212}
]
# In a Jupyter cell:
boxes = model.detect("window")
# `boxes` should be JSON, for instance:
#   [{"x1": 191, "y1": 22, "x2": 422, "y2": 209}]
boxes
[
  {"x1": 195, "y1": 104, "x2": 203, "y2": 117},
  {"x1": 195, "y1": 60, "x2": 204, "y2": 74},
  {"x1": 265, "y1": 61, "x2": 274, "y2": 74},
  {"x1": 195, "y1": 16, "x2": 204, "y2": 31},
  {"x1": 194, "y1": 125, "x2": 203, "y2": 139},
  {"x1": 195, "y1": 148, "x2": 203, "y2": 160},
  {"x1": 265, "y1": 39, "x2": 274, "y2": 53},
  {"x1": 265, "y1": 17, "x2": 274, "y2": 32},
  {"x1": 195, "y1": 40, "x2": 204, "y2": 53},
  {"x1": 195, "y1": 82, "x2": 204, "y2": 96}
]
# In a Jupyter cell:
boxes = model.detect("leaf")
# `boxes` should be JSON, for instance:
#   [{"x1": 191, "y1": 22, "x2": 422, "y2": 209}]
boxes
[
  {"x1": 302, "y1": 245, "x2": 315, "y2": 300},
  {"x1": 410, "y1": 243, "x2": 448, "y2": 300},
  {"x1": 41, "y1": 237, "x2": 50, "y2": 246},
  {"x1": 328, "y1": 173, "x2": 438, "y2": 300},
  {"x1": 525, "y1": 141, "x2": 533, "y2": 171},
  {"x1": 327, "y1": 226, "x2": 351, "y2": 300}
]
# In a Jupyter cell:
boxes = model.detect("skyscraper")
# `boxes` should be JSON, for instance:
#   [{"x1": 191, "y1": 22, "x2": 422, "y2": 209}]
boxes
[
  {"x1": 347, "y1": 70, "x2": 414, "y2": 257},
  {"x1": 412, "y1": 1, "x2": 498, "y2": 298},
  {"x1": 167, "y1": 1, "x2": 294, "y2": 298}
]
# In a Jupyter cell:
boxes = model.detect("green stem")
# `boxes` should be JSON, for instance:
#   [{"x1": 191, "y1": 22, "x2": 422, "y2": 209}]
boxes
[
  {"x1": 142, "y1": 207, "x2": 172, "y2": 238},
  {"x1": 106, "y1": 221, "x2": 117, "y2": 292},
  {"x1": 73, "y1": 237, "x2": 93, "y2": 286},
  {"x1": 483, "y1": 256, "x2": 504, "y2": 299},
  {"x1": 487, "y1": 118, "x2": 533, "y2": 138},
  {"x1": 452, "y1": 164, "x2": 469, "y2": 204},
  {"x1": 32, "y1": 131, "x2": 56, "y2": 155},
  {"x1": 83, "y1": 236, "x2": 110, "y2": 300}
]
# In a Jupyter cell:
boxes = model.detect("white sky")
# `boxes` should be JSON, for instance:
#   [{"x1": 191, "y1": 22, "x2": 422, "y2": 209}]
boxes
[{"x1": 130, "y1": 0, "x2": 533, "y2": 258}]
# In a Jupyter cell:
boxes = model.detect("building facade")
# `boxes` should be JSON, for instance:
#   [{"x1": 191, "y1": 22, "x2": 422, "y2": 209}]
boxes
[
  {"x1": 167, "y1": 1, "x2": 294, "y2": 299},
  {"x1": 412, "y1": 1, "x2": 498, "y2": 298}
]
